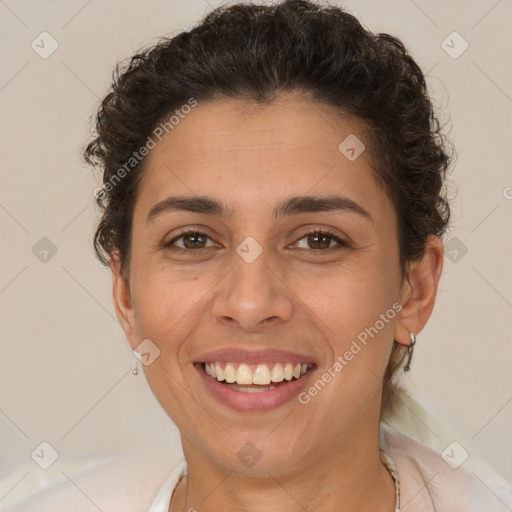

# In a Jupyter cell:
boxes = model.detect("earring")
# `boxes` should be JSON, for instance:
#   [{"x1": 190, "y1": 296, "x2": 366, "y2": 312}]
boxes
[{"x1": 404, "y1": 332, "x2": 416, "y2": 372}]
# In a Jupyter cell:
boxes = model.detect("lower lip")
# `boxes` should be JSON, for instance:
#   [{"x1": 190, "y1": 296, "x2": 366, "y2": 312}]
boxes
[{"x1": 194, "y1": 363, "x2": 316, "y2": 412}]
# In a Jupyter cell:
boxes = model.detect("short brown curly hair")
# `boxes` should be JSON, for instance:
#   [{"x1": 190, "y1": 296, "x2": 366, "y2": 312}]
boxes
[{"x1": 83, "y1": 0, "x2": 452, "y2": 419}]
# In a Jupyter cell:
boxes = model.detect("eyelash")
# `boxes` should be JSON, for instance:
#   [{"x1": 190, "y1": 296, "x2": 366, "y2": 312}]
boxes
[{"x1": 162, "y1": 228, "x2": 348, "y2": 255}]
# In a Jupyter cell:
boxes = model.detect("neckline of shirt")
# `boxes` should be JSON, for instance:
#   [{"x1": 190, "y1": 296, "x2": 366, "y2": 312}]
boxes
[{"x1": 380, "y1": 449, "x2": 401, "y2": 512}]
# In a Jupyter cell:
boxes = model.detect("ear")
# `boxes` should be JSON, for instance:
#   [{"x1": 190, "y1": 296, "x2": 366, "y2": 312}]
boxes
[
  {"x1": 394, "y1": 236, "x2": 444, "y2": 347},
  {"x1": 111, "y1": 251, "x2": 137, "y2": 349}
]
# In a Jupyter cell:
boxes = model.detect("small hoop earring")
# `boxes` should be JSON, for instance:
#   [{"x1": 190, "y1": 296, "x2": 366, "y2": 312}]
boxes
[{"x1": 404, "y1": 332, "x2": 416, "y2": 372}]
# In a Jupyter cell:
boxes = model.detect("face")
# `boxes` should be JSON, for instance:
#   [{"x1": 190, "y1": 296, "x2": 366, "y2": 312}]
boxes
[{"x1": 112, "y1": 95, "x2": 436, "y2": 476}]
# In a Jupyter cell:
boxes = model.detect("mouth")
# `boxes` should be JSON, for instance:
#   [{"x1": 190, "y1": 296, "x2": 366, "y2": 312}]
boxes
[{"x1": 194, "y1": 361, "x2": 316, "y2": 411}]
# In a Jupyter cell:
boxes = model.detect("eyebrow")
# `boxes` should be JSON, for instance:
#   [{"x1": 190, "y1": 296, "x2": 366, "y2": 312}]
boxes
[{"x1": 146, "y1": 194, "x2": 372, "y2": 223}]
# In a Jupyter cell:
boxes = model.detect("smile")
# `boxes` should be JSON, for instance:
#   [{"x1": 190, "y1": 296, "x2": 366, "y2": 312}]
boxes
[
  {"x1": 194, "y1": 361, "x2": 317, "y2": 411},
  {"x1": 203, "y1": 361, "x2": 313, "y2": 386}
]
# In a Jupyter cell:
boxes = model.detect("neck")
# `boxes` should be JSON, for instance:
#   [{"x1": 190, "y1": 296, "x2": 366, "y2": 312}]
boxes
[{"x1": 169, "y1": 420, "x2": 396, "y2": 512}]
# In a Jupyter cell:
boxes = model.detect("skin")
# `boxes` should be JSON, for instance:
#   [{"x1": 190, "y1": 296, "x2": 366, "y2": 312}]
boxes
[{"x1": 111, "y1": 94, "x2": 443, "y2": 512}]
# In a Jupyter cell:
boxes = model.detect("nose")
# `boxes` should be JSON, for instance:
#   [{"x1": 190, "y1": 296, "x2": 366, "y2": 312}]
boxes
[{"x1": 212, "y1": 251, "x2": 294, "y2": 332}]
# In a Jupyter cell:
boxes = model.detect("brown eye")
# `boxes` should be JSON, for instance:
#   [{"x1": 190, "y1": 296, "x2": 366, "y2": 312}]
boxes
[
  {"x1": 181, "y1": 232, "x2": 207, "y2": 249},
  {"x1": 305, "y1": 232, "x2": 331, "y2": 250},
  {"x1": 295, "y1": 230, "x2": 346, "y2": 251},
  {"x1": 165, "y1": 231, "x2": 214, "y2": 251}
]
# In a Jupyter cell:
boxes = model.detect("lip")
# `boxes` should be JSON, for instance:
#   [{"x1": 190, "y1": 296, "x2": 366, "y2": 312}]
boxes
[
  {"x1": 194, "y1": 347, "x2": 317, "y2": 366},
  {"x1": 194, "y1": 361, "x2": 317, "y2": 412}
]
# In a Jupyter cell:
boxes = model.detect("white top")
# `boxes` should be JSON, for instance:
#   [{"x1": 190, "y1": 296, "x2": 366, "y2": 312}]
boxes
[{"x1": 147, "y1": 422, "x2": 511, "y2": 512}]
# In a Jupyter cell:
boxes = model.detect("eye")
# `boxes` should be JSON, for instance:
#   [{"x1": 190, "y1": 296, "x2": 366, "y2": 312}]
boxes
[
  {"x1": 293, "y1": 229, "x2": 348, "y2": 252},
  {"x1": 163, "y1": 230, "x2": 216, "y2": 253}
]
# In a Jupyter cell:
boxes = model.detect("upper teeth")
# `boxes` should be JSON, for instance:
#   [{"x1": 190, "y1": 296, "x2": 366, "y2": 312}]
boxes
[{"x1": 204, "y1": 362, "x2": 311, "y2": 385}]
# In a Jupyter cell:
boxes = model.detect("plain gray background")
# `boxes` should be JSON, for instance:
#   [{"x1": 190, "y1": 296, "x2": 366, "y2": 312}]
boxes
[{"x1": 1, "y1": 0, "x2": 511, "y2": 506}]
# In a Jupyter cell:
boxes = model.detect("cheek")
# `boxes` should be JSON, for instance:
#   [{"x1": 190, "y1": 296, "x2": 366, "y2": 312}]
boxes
[
  {"x1": 128, "y1": 266, "x2": 213, "y2": 420},
  {"x1": 129, "y1": 259, "x2": 229, "y2": 368},
  {"x1": 298, "y1": 263, "x2": 400, "y2": 406},
  {"x1": 304, "y1": 256, "x2": 399, "y2": 342}
]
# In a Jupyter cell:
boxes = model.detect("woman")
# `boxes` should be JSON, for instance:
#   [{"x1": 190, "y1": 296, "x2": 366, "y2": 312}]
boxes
[{"x1": 79, "y1": 1, "x2": 509, "y2": 510}]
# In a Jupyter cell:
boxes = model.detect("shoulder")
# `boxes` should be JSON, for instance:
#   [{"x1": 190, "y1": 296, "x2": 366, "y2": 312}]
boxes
[
  {"x1": 2, "y1": 450, "x2": 183, "y2": 512},
  {"x1": 380, "y1": 421, "x2": 512, "y2": 511}
]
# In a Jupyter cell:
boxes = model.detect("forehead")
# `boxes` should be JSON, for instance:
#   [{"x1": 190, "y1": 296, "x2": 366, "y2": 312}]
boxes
[
  {"x1": 133, "y1": 95, "x2": 391, "y2": 223},
  {"x1": 151, "y1": 96, "x2": 369, "y2": 166}
]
